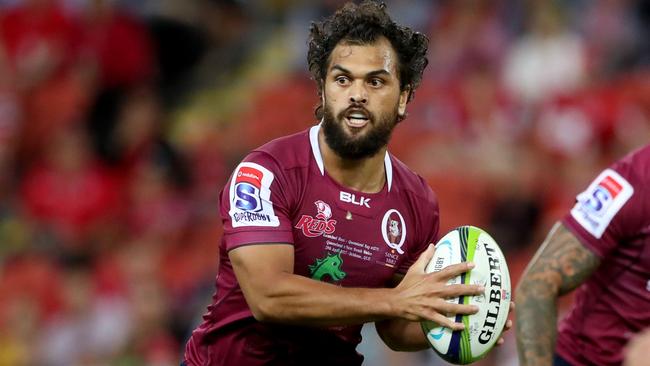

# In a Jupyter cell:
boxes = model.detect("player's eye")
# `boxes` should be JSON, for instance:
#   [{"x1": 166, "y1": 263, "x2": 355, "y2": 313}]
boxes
[
  {"x1": 335, "y1": 76, "x2": 350, "y2": 86},
  {"x1": 368, "y1": 78, "x2": 384, "y2": 88}
]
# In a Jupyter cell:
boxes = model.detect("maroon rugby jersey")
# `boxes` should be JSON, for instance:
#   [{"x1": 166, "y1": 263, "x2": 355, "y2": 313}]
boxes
[
  {"x1": 186, "y1": 125, "x2": 439, "y2": 364},
  {"x1": 558, "y1": 144, "x2": 650, "y2": 366}
]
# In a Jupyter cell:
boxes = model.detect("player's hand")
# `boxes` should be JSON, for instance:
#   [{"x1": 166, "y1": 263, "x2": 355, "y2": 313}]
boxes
[
  {"x1": 391, "y1": 243, "x2": 483, "y2": 330},
  {"x1": 624, "y1": 328, "x2": 650, "y2": 366},
  {"x1": 495, "y1": 301, "x2": 515, "y2": 346}
]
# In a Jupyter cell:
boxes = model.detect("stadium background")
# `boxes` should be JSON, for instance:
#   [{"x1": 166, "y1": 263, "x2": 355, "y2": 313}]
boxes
[{"x1": 0, "y1": 0, "x2": 647, "y2": 365}]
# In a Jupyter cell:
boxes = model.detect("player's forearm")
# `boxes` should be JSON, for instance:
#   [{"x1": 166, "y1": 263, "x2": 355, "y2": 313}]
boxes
[
  {"x1": 515, "y1": 223, "x2": 601, "y2": 366},
  {"x1": 375, "y1": 318, "x2": 429, "y2": 351},
  {"x1": 515, "y1": 277, "x2": 559, "y2": 366},
  {"x1": 248, "y1": 272, "x2": 397, "y2": 326}
]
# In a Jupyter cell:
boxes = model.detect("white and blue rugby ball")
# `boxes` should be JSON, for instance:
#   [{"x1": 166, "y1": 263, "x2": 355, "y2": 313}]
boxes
[{"x1": 421, "y1": 226, "x2": 511, "y2": 364}]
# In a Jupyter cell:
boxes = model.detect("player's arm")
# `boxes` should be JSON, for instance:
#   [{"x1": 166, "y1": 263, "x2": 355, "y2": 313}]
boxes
[
  {"x1": 515, "y1": 222, "x2": 601, "y2": 366},
  {"x1": 229, "y1": 242, "x2": 482, "y2": 327},
  {"x1": 374, "y1": 273, "x2": 431, "y2": 351}
]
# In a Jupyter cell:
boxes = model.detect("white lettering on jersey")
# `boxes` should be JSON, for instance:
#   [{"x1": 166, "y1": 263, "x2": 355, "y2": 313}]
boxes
[
  {"x1": 339, "y1": 191, "x2": 371, "y2": 208},
  {"x1": 570, "y1": 169, "x2": 634, "y2": 238},
  {"x1": 228, "y1": 162, "x2": 280, "y2": 227}
]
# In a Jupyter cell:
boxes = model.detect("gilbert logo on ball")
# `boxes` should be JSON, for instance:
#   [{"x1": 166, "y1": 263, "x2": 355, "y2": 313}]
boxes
[{"x1": 421, "y1": 226, "x2": 511, "y2": 364}]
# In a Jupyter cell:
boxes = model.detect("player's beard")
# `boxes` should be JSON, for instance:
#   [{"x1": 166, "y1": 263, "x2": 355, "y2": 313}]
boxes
[{"x1": 321, "y1": 101, "x2": 399, "y2": 160}]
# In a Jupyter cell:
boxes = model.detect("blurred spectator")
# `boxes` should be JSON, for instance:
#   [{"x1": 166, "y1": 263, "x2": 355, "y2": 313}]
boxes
[
  {"x1": 503, "y1": 0, "x2": 586, "y2": 104},
  {"x1": 0, "y1": 40, "x2": 19, "y2": 206},
  {"x1": 0, "y1": 0, "x2": 81, "y2": 91},
  {"x1": 19, "y1": 124, "x2": 121, "y2": 251},
  {"x1": 116, "y1": 243, "x2": 179, "y2": 366},
  {"x1": 193, "y1": 0, "x2": 252, "y2": 87},
  {"x1": 0, "y1": 39, "x2": 19, "y2": 147},
  {"x1": 0, "y1": 253, "x2": 62, "y2": 365},
  {"x1": 109, "y1": 85, "x2": 164, "y2": 169},
  {"x1": 78, "y1": 0, "x2": 155, "y2": 89},
  {"x1": 612, "y1": 71, "x2": 650, "y2": 157},
  {"x1": 427, "y1": 0, "x2": 509, "y2": 84},
  {"x1": 36, "y1": 258, "x2": 132, "y2": 366},
  {"x1": 0, "y1": 0, "x2": 91, "y2": 167},
  {"x1": 125, "y1": 151, "x2": 192, "y2": 241},
  {"x1": 578, "y1": 0, "x2": 644, "y2": 79},
  {"x1": 147, "y1": 16, "x2": 206, "y2": 104}
]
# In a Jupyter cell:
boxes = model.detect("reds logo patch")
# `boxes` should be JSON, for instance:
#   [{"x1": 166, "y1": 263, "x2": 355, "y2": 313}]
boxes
[
  {"x1": 570, "y1": 168, "x2": 634, "y2": 238},
  {"x1": 228, "y1": 162, "x2": 280, "y2": 228},
  {"x1": 295, "y1": 200, "x2": 337, "y2": 238},
  {"x1": 315, "y1": 200, "x2": 332, "y2": 220}
]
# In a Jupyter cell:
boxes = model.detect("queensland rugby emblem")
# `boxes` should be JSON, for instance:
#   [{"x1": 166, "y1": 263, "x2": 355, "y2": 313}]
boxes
[{"x1": 381, "y1": 209, "x2": 406, "y2": 254}]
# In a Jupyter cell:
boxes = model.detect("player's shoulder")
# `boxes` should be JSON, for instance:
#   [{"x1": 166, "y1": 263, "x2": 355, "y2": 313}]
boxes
[
  {"x1": 389, "y1": 153, "x2": 437, "y2": 204},
  {"x1": 246, "y1": 127, "x2": 312, "y2": 170},
  {"x1": 619, "y1": 144, "x2": 650, "y2": 179},
  {"x1": 610, "y1": 144, "x2": 650, "y2": 188}
]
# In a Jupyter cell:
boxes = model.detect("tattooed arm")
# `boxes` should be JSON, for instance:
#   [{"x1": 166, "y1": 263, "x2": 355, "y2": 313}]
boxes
[{"x1": 516, "y1": 222, "x2": 601, "y2": 366}]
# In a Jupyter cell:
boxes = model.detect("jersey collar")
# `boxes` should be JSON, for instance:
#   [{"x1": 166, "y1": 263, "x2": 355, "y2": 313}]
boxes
[{"x1": 309, "y1": 124, "x2": 393, "y2": 192}]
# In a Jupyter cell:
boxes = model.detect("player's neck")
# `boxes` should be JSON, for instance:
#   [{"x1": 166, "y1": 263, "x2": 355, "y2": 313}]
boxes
[{"x1": 318, "y1": 131, "x2": 386, "y2": 194}]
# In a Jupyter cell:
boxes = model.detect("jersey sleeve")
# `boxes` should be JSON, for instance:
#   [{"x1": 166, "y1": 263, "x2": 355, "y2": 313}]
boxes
[
  {"x1": 562, "y1": 159, "x2": 645, "y2": 258},
  {"x1": 396, "y1": 181, "x2": 440, "y2": 274},
  {"x1": 219, "y1": 151, "x2": 295, "y2": 251}
]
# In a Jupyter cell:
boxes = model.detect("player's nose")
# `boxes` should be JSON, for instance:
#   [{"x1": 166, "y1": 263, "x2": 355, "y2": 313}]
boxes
[{"x1": 349, "y1": 82, "x2": 368, "y2": 104}]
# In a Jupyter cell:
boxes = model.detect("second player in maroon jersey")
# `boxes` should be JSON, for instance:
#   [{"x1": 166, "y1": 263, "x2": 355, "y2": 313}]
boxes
[{"x1": 517, "y1": 144, "x2": 650, "y2": 366}]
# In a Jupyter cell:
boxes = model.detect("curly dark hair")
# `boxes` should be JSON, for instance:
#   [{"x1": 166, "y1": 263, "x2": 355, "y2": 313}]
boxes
[{"x1": 308, "y1": 1, "x2": 429, "y2": 118}]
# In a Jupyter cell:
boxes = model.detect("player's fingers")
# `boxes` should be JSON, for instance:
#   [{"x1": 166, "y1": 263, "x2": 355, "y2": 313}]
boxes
[
  {"x1": 426, "y1": 313, "x2": 465, "y2": 331},
  {"x1": 496, "y1": 337, "x2": 505, "y2": 346},
  {"x1": 437, "y1": 301, "x2": 479, "y2": 316},
  {"x1": 412, "y1": 244, "x2": 436, "y2": 272},
  {"x1": 509, "y1": 301, "x2": 515, "y2": 313},
  {"x1": 432, "y1": 261, "x2": 475, "y2": 280},
  {"x1": 437, "y1": 283, "x2": 484, "y2": 298},
  {"x1": 504, "y1": 319, "x2": 513, "y2": 331}
]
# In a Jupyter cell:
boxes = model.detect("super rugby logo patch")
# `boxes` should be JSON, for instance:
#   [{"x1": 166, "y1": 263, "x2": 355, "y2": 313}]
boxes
[
  {"x1": 295, "y1": 200, "x2": 337, "y2": 238},
  {"x1": 570, "y1": 168, "x2": 633, "y2": 238},
  {"x1": 228, "y1": 162, "x2": 280, "y2": 227}
]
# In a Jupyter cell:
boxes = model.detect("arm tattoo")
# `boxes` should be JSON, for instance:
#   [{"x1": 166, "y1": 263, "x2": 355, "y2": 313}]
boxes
[{"x1": 516, "y1": 222, "x2": 601, "y2": 366}]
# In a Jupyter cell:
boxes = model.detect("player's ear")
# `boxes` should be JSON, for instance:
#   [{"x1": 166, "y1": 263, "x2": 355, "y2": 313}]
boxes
[
  {"x1": 315, "y1": 83, "x2": 326, "y2": 122},
  {"x1": 317, "y1": 79, "x2": 325, "y2": 103},
  {"x1": 398, "y1": 86, "x2": 410, "y2": 117}
]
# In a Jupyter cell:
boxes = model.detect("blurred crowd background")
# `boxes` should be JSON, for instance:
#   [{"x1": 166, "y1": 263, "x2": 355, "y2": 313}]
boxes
[{"x1": 0, "y1": 0, "x2": 647, "y2": 365}]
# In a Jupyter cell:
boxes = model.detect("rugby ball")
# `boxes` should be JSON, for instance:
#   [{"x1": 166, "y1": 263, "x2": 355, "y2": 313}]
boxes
[{"x1": 421, "y1": 226, "x2": 511, "y2": 364}]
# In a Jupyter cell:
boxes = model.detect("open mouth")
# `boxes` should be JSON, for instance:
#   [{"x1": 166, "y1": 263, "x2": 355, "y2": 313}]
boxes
[{"x1": 344, "y1": 109, "x2": 370, "y2": 128}]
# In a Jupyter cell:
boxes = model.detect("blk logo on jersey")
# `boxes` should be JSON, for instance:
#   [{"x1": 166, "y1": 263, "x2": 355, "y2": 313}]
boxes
[
  {"x1": 339, "y1": 191, "x2": 371, "y2": 208},
  {"x1": 228, "y1": 162, "x2": 280, "y2": 228},
  {"x1": 295, "y1": 200, "x2": 337, "y2": 237},
  {"x1": 571, "y1": 169, "x2": 633, "y2": 238}
]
